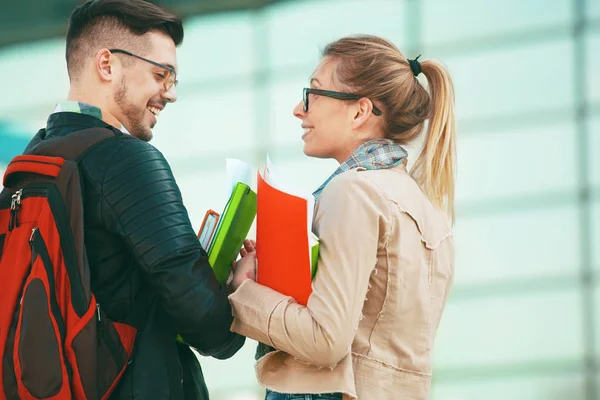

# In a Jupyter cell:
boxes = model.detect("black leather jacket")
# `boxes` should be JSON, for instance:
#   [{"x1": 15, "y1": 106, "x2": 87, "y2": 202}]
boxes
[{"x1": 29, "y1": 112, "x2": 245, "y2": 399}]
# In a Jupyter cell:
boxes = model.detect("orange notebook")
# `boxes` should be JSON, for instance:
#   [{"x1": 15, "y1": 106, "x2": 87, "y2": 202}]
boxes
[{"x1": 256, "y1": 170, "x2": 318, "y2": 306}]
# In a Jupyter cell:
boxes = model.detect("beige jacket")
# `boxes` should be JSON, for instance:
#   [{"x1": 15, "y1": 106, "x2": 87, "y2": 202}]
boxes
[{"x1": 229, "y1": 165, "x2": 454, "y2": 399}]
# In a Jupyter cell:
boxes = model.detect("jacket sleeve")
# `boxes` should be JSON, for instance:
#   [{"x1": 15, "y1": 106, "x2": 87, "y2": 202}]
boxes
[
  {"x1": 86, "y1": 136, "x2": 245, "y2": 359},
  {"x1": 228, "y1": 171, "x2": 387, "y2": 367}
]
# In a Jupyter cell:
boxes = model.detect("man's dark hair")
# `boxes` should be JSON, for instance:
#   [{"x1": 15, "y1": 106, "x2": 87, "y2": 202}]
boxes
[{"x1": 66, "y1": 0, "x2": 184, "y2": 80}]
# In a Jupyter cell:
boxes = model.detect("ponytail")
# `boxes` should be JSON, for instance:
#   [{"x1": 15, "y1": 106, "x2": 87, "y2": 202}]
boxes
[{"x1": 409, "y1": 60, "x2": 456, "y2": 223}]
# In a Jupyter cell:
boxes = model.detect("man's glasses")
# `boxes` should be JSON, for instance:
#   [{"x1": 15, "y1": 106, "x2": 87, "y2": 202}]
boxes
[
  {"x1": 109, "y1": 49, "x2": 178, "y2": 91},
  {"x1": 303, "y1": 88, "x2": 382, "y2": 116}
]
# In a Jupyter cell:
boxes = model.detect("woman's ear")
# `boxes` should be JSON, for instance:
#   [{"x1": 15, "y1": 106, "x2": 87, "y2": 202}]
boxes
[{"x1": 351, "y1": 97, "x2": 374, "y2": 130}]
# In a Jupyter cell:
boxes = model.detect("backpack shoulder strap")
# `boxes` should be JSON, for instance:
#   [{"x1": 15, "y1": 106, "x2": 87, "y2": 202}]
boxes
[
  {"x1": 3, "y1": 127, "x2": 121, "y2": 188},
  {"x1": 26, "y1": 127, "x2": 122, "y2": 160}
]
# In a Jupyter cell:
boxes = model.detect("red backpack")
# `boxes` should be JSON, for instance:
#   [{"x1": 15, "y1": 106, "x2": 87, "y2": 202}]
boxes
[{"x1": 0, "y1": 128, "x2": 137, "y2": 400}]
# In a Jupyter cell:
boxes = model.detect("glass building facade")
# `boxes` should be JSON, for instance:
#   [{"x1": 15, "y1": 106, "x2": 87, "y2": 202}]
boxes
[{"x1": 0, "y1": 0, "x2": 598, "y2": 398}]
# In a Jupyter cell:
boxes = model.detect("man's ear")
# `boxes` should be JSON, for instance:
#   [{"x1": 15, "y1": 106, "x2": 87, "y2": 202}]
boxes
[{"x1": 96, "y1": 48, "x2": 115, "y2": 83}]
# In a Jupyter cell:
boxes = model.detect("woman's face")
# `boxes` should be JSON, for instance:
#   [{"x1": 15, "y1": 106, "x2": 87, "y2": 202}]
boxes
[{"x1": 292, "y1": 57, "x2": 377, "y2": 163}]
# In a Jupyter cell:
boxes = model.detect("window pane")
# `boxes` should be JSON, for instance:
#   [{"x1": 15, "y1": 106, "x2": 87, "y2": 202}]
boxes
[
  {"x1": 446, "y1": 39, "x2": 575, "y2": 122},
  {"x1": 423, "y1": 0, "x2": 573, "y2": 47},
  {"x1": 594, "y1": 202, "x2": 600, "y2": 274},
  {"x1": 456, "y1": 122, "x2": 577, "y2": 203},
  {"x1": 588, "y1": 33, "x2": 600, "y2": 103},
  {"x1": 591, "y1": 117, "x2": 600, "y2": 188},
  {"x1": 179, "y1": 13, "x2": 256, "y2": 81},
  {"x1": 0, "y1": 164, "x2": 5, "y2": 190},
  {"x1": 434, "y1": 289, "x2": 585, "y2": 368},
  {"x1": 174, "y1": 170, "x2": 229, "y2": 235},
  {"x1": 266, "y1": 0, "x2": 408, "y2": 70},
  {"x1": 432, "y1": 374, "x2": 585, "y2": 400},
  {"x1": 588, "y1": 0, "x2": 600, "y2": 21},
  {"x1": 596, "y1": 282, "x2": 600, "y2": 358},
  {"x1": 199, "y1": 340, "x2": 262, "y2": 396},
  {"x1": 0, "y1": 105, "x2": 51, "y2": 133},
  {"x1": 268, "y1": 75, "x2": 312, "y2": 147},
  {"x1": 152, "y1": 84, "x2": 255, "y2": 159},
  {"x1": 0, "y1": 124, "x2": 31, "y2": 162},
  {"x1": 0, "y1": 39, "x2": 67, "y2": 114},
  {"x1": 453, "y1": 206, "x2": 581, "y2": 285}
]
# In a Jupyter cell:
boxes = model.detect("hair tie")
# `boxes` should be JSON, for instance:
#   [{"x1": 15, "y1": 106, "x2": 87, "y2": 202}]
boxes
[{"x1": 407, "y1": 55, "x2": 422, "y2": 77}]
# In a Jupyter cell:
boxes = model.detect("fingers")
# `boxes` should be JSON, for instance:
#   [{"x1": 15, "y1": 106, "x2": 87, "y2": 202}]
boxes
[{"x1": 244, "y1": 239, "x2": 256, "y2": 253}]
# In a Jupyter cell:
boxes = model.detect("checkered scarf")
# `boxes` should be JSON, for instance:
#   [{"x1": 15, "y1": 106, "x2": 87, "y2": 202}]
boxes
[{"x1": 313, "y1": 138, "x2": 408, "y2": 200}]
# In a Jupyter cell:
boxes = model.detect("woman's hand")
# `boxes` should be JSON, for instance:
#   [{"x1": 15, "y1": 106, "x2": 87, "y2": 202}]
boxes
[
  {"x1": 229, "y1": 240, "x2": 257, "y2": 292},
  {"x1": 239, "y1": 239, "x2": 256, "y2": 257}
]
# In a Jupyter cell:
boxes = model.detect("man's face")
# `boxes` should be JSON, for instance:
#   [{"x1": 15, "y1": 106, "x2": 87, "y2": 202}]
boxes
[{"x1": 113, "y1": 31, "x2": 178, "y2": 142}]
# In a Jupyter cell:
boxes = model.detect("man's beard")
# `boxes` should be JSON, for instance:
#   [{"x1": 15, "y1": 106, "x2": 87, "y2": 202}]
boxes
[{"x1": 114, "y1": 77, "x2": 153, "y2": 142}]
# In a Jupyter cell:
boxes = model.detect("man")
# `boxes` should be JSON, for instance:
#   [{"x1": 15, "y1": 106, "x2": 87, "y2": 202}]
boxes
[{"x1": 27, "y1": 0, "x2": 245, "y2": 398}]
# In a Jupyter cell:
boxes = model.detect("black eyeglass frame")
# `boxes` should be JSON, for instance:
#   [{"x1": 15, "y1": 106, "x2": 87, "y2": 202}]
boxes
[
  {"x1": 109, "y1": 48, "x2": 178, "y2": 91},
  {"x1": 303, "y1": 88, "x2": 382, "y2": 116}
]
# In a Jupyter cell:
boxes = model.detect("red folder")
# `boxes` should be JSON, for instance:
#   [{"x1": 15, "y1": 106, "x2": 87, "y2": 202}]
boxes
[{"x1": 256, "y1": 172, "x2": 312, "y2": 305}]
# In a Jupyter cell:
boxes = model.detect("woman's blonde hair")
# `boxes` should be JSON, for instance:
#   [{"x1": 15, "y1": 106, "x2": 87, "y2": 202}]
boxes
[{"x1": 323, "y1": 35, "x2": 456, "y2": 223}]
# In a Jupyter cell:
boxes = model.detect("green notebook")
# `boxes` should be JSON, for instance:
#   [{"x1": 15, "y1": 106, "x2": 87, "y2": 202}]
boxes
[
  {"x1": 310, "y1": 233, "x2": 319, "y2": 279},
  {"x1": 207, "y1": 182, "x2": 257, "y2": 284}
]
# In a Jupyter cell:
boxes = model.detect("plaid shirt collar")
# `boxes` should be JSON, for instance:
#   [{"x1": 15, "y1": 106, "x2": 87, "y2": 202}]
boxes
[
  {"x1": 53, "y1": 101, "x2": 103, "y2": 120},
  {"x1": 313, "y1": 138, "x2": 408, "y2": 200},
  {"x1": 53, "y1": 101, "x2": 128, "y2": 133}
]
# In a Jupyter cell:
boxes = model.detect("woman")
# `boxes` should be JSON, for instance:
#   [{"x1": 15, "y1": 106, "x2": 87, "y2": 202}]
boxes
[{"x1": 229, "y1": 34, "x2": 456, "y2": 400}]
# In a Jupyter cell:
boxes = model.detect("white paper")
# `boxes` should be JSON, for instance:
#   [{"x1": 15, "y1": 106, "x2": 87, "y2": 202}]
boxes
[
  {"x1": 226, "y1": 158, "x2": 253, "y2": 196},
  {"x1": 208, "y1": 158, "x2": 253, "y2": 253}
]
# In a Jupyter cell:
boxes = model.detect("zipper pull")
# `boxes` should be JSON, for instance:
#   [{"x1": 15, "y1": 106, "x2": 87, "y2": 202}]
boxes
[
  {"x1": 29, "y1": 228, "x2": 37, "y2": 245},
  {"x1": 96, "y1": 303, "x2": 102, "y2": 322},
  {"x1": 29, "y1": 228, "x2": 38, "y2": 268},
  {"x1": 11, "y1": 189, "x2": 22, "y2": 210},
  {"x1": 9, "y1": 189, "x2": 23, "y2": 231}
]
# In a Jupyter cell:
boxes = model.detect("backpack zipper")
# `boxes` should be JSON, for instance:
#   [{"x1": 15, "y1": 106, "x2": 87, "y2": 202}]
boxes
[
  {"x1": 8, "y1": 189, "x2": 22, "y2": 231},
  {"x1": 6, "y1": 187, "x2": 49, "y2": 231},
  {"x1": 95, "y1": 303, "x2": 129, "y2": 371},
  {"x1": 3, "y1": 183, "x2": 87, "y2": 315}
]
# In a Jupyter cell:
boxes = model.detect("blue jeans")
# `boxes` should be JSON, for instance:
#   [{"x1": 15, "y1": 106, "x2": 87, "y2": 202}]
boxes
[{"x1": 265, "y1": 389, "x2": 343, "y2": 400}]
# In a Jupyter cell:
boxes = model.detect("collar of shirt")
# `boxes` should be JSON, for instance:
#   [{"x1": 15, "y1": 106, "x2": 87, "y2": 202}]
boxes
[{"x1": 53, "y1": 101, "x2": 129, "y2": 134}]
